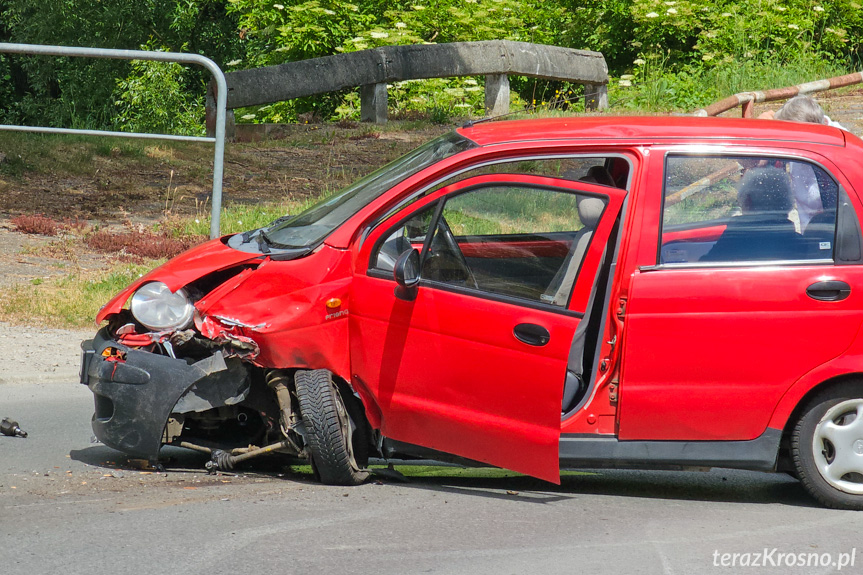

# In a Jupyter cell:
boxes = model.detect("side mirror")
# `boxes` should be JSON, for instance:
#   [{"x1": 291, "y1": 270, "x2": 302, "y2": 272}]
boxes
[{"x1": 393, "y1": 248, "x2": 420, "y2": 301}]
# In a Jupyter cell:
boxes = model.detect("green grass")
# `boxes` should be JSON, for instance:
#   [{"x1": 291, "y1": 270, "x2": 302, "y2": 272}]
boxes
[
  {"x1": 0, "y1": 262, "x2": 161, "y2": 328},
  {"x1": 168, "y1": 203, "x2": 294, "y2": 237},
  {"x1": 609, "y1": 54, "x2": 855, "y2": 114},
  {"x1": 167, "y1": 193, "x2": 335, "y2": 237},
  {"x1": 0, "y1": 132, "x2": 182, "y2": 179},
  {"x1": 708, "y1": 57, "x2": 852, "y2": 103}
]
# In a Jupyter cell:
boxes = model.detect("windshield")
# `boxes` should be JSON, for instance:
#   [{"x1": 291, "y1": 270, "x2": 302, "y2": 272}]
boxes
[{"x1": 263, "y1": 132, "x2": 476, "y2": 248}]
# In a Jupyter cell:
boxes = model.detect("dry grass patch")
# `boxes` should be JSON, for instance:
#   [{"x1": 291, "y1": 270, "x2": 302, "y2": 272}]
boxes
[
  {"x1": 0, "y1": 263, "x2": 159, "y2": 328},
  {"x1": 85, "y1": 230, "x2": 207, "y2": 260}
]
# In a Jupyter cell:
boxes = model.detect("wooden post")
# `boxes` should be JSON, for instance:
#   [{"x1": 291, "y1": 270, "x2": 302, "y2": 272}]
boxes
[{"x1": 361, "y1": 83, "x2": 388, "y2": 123}]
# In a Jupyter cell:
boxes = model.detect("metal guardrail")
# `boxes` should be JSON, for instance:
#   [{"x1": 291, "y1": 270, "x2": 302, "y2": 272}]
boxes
[
  {"x1": 0, "y1": 43, "x2": 228, "y2": 239},
  {"x1": 692, "y1": 71, "x2": 863, "y2": 118}
]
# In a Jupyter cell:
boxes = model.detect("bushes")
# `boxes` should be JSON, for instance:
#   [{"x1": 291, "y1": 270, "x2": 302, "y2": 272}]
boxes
[
  {"x1": 229, "y1": 0, "x2": 863, "y2": 119},
  {"x1": 10, "y1": 214, "x2": 86, "y2": 236},
  {"x1": 11, "y1": 215, "x2": 66, "y2": 236},
  {"x1": 0, "y1": 0, "x2": 242, "y2": 130},
  {"x1": 566, "y1": 0, "x2": 863, "y2": 72},
  {"x1": 229, "y1": 0, "x2": 568, "y2": 122},
  {"x1": 10, "y1": 213, "x2": 206, "y2": 260}
]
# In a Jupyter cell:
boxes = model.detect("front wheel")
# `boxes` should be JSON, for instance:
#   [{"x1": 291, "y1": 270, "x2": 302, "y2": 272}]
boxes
[
  {"x1": 792, "y1": 384, "x2": 863, "y2": 509},
  {"x1": 294, "y1": 369, "x2": 369, "y2": 486}
]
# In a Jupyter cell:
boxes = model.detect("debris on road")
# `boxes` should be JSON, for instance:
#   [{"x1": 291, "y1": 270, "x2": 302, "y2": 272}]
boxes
[
  {"x1": 370, "y1": 465, "x2": 408, "y2": 483},
  {"x1": 1, "y1": 417, "x2": 28, "y2": 438}
]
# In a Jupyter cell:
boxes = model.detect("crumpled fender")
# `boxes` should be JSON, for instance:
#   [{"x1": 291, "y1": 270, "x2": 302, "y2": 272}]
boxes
[{"x1": 96, "y1": 237, "x2": 263, "y2": 323}]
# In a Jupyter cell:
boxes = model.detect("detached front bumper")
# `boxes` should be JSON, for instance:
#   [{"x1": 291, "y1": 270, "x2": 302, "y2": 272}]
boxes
[{"x1": 81, "y1": 327, "x2": 248, "y2": 461}]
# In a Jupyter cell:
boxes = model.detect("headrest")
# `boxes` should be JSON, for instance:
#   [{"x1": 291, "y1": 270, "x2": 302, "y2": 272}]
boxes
[
  {"x1": 737, "y1": 167, "x2": 793, "y2": 213},
  {"x1": 586, "y1": 166, "x2": 616, "y2": 187},
  {"x1": 578, "y1": 197, "x2": 605, "y2": 229}
]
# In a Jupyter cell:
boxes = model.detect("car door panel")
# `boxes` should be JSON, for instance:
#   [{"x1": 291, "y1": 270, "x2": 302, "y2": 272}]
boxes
[
  {"x1": 350, "y1": 285, "x2": 573, "y2": 481},
  {"x1": 351, "y1": 173, "x2": 627, "y2": 482},
  {"x1": 619, "y1": 265, "x2": 863, "y2": 440},
  {"x1": 618, "y1": 148, "x2": 863, "y2": 441}
]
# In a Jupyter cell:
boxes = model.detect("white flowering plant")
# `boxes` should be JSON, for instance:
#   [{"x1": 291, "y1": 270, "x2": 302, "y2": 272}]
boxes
[
  {"x1": 225, "y1": 0, "x2": 862, "y2": 121},
  {"x1": 569, "y1": 0, "x2": 861, "y2": 73}
]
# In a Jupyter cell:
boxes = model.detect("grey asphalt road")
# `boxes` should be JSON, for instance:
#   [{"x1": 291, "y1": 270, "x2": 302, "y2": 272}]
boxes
[{"x1": 1, "y1": 330, "x2": 863, "y2": 575}]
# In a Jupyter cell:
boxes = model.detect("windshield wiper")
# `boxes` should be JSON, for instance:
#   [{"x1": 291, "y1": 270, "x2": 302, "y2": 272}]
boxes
[{"x1": 257, "y1": 230, "x2": 272, "y2": 253}]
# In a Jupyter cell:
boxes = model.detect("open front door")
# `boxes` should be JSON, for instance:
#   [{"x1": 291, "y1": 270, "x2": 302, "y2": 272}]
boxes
[{"x1": 349, "y1": 173, "x2": 625, "y2": 482}]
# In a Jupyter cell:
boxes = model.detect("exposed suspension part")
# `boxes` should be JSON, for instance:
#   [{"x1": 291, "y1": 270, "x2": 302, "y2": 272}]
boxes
[
  {"x1": 200, "y1": 369, "x2": 304, "y2": 472},
  {"x1": 266, "y1": 369, "x2": 300, "y2": 440}
]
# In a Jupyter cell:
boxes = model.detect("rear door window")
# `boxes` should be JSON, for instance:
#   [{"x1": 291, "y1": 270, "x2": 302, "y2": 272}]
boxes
[{"x1": 661, "y1": 155, "x2": 838, "y2": 264}]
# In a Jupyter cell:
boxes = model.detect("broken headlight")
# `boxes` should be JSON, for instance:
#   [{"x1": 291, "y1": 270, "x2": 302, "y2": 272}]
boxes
[{"x1": 130, "y1": 281, "x2": 195, "y2": 332}]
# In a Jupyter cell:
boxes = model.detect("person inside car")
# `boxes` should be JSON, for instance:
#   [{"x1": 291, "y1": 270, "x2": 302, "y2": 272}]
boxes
[{"x1": 701, "y1": 167, "x2": 806, "y2": 262}]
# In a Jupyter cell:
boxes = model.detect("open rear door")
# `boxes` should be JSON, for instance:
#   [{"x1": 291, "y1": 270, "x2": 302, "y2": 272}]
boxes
[{"x1": 349, "y1": 174, "x2": 626, "y2": 482}]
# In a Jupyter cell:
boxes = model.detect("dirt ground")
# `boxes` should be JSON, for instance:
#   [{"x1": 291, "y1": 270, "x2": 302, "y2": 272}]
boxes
[
  {"x1": 0, "y1": 123, "x2": 448, "y2": 287},
  {"x1": 0, "y1": 124, "x2": 445, "y2": 221}
]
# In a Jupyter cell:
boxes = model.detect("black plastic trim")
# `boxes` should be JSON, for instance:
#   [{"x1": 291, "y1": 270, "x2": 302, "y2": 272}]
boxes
[
  {"x1": 836, "y1": 186, "x2": 863, "y2": 263},
  {"x1": 382, "y1": 429, "x2": 781, "y2": 473},
  {"x1": 806, "y1": 280, "x2": 852, "y2": 301},
  {"x1": 559, "y1": 428, "x2": 781, "y2": 472}
]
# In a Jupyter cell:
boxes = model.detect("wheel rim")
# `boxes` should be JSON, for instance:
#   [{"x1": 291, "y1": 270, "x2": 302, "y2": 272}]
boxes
[{"x1": 813, "y1": 398, "x2": 863, "y2": 494}]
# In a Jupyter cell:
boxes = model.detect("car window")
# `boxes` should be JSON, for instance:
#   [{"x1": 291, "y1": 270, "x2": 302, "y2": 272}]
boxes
[
  {"x1": 263, "y1": 132, "x2": 474, "y2": 249},
  {"x1": 433, "y1": 156, "x2": 629, "y2": 191},
  {"x1": 372, "y1": 182, "x2": 608, "y2": 307},
  {"x1": 661, "y1": 155, "x2": 838, "y2": 264},
  {"x1": 373, "y1": 155, "x2": 630, "y2": 229},
  {"x1": 374, "y1": 203, "x2": 438, "y2": 272}
]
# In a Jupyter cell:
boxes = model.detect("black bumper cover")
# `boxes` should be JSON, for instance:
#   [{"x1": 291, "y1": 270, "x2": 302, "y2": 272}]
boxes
[{"x1": 81, "y1": 327, "x2": 246, "y2": 461}]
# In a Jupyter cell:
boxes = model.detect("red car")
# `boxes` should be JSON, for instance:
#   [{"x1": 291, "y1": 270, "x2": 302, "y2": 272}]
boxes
[{"x1": 82, "y1": 116, "x2": 863, "y2": 509}]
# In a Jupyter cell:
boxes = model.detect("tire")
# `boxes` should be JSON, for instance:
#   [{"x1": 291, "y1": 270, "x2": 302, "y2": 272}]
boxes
[
  {"x1": 294, "y1": 369, "x2": 369, "y2": 486},
  {"x1": 791, "y1": 383, "x2": 863, "y2": 510}
]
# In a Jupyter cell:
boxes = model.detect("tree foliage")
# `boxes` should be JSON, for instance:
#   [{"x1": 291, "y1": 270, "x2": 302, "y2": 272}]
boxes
[
  {"x1": 1, "y1": 0, "x2": 861, "y2": 127},
  {"x1": 114, "y1": 42, "x2": 206, "y2": 136},
  {"x1": 0, "y1": 0, "x2": 242, "y2": 129}
]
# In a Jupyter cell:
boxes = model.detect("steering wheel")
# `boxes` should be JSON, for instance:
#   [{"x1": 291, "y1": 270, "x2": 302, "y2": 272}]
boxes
[{"x1": 434, "y1": 217, "x2": 479, "y2": 289}]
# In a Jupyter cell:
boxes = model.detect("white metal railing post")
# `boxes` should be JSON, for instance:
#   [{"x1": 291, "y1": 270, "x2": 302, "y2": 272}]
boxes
[{"x1": 0, "y1": 43, "x2": 227, "y2": 239}]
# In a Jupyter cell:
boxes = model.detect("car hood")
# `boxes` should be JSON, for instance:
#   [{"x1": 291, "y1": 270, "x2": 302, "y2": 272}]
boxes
[{"x1": 95, "y1": 237, "x2": 264, "y2": 323}]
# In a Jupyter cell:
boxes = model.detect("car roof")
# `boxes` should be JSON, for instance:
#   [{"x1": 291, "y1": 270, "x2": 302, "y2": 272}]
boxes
[{"x1": 457, "y1": 115, "x2": 848, "y2": 148}]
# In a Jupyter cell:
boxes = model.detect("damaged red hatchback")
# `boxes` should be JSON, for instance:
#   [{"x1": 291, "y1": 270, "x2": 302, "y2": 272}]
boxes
[{"x1": 82, "y1": 116, "x2": 863, "y2": 509}]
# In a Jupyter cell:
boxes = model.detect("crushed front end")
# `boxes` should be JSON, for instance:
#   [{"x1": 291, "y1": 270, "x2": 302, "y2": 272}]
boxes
[
  {"x1": 79, "y1": 236, "x2": 357, "y2": 473},
  {"x1": 81, "y1": 322, "x2": 260, "y2": 462}
]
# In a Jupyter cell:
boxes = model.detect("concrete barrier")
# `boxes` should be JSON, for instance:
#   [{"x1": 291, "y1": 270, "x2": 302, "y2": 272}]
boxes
[{"x1": 208, "y1": 40, "x2": 608, "y2": 136}]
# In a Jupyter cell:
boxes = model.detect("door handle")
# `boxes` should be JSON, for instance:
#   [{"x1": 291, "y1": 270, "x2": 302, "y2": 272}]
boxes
[
  {"x1": 513, "y1": 323, "x2": 550, "y2": 346},
  {"x1": 806, "y1": 280, "x2": 851, "y2": 302}
]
